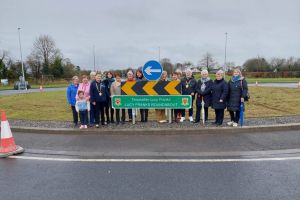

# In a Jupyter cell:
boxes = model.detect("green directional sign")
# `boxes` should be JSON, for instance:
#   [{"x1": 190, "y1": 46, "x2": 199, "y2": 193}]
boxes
[{"x1": 112, "y1": 95, "x2": 192, "y2": 109}]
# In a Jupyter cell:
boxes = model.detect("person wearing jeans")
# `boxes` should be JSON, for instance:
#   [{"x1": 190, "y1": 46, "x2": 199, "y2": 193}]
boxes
[{"x1": 75, "y1": 90, "x2": 90, "y2": 129}]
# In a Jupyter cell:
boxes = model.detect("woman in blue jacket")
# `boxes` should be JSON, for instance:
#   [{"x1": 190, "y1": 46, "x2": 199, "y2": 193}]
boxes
[
  {"x1": 90, "y1": 73, "x2": 109, "y2": 128},
  {"x1": 67, "y1": 76, "x2": 79, "y2": 127},
  {"x1": 211, "y1": 70, "x2": 228, "y2": 126}
]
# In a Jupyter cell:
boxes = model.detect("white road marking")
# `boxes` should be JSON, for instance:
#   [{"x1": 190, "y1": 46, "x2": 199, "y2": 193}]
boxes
[{"x1": 8, "y1": 156, "x2": 300, "y2": 163}]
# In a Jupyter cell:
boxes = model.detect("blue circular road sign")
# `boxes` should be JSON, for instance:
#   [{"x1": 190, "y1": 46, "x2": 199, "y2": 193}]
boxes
[{"x1": 142, "y1": 60, "x2": 163, "y2": 81}]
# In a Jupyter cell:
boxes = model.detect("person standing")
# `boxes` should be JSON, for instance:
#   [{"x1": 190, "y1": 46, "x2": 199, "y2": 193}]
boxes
[
  {"x1": 103, "y1": 71, "x2": 115, "y2": 124},
  {"x1": 75, "y1": 90, "x2": 90, "y2": 129},
  {"x1": 90, "y1": 73, "x2": 108, "y2": 128},
  {"x1": 211, "y1": 70, "x2": 228, "y2": 126},
  {"x1": 89, "y1": 71, "x2": 96, "y2": 127},
  {"x1": 180, "y1": 69, "x2": 197, "y2": 122},
  {"x1": 171, "y1": 72, "x2": 181, "y2": 123},
  {"x1": 227, "y1": 68, "x2": 248, "y2": 127},
  {"x1": 110, "y1": 72, "x2": 123, "y2": 125},
  {"x1": 156, "y1": 71, "x2": 168, "y2": 123},
  {"x1": 136, "y1": 68, "x2": 148, "y2": 122},
  {"x1": 195, "y1": 69, "x2": 213, "y2": 123},
  {"x1": 125, "y1": 70, "x2": 135, "y2": 122},
  {"x1": 67, "y1": 76, "x2": 79, "y2": 128}
]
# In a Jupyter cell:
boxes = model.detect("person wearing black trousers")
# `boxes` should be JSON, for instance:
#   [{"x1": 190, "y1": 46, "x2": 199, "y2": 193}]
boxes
[
  {"x1": 194, "y1": 69, "x2": 213, "y2": 123},
  {"x1": 103, "y1": 71, "x2": 115, "y2": 124},
  {"x1": 180, "y1": 69, "x2": 197, "y2": 122},
  {"x1": 227, "y1": 68, "x2": 248, "y2": 127},
  {"x1": 211, "y1": 70, "x2": 228, "y2": 126},
  {"x1": 90, "y1": 73, "x2": 109, "y2": 128},
  {"x1": 136, "y1": 68, "x2": 148, "y2": 122}
]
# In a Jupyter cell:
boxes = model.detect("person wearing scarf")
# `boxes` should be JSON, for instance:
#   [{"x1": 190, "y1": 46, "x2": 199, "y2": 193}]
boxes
[
  {"x1": 195, "y1": 69, "x2": 213, "y2": 123},
  {"x1": 227, "y1": 68, "x2": 248, "y2": 127}
]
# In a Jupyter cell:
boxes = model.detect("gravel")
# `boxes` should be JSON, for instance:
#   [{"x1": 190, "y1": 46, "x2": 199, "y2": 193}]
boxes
[{"x1": 8, "y1": 116, "x2": 300, "y2": 129}]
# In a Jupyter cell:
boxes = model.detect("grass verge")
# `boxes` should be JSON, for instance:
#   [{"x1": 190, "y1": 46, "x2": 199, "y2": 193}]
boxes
[{"x1": 1, "y1": 87, "x2": 300, "y2": 122}]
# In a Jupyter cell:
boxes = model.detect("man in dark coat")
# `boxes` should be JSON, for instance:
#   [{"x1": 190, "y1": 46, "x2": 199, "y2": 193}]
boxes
[
  {"x1": 90, "y1": 73, "x2": 109, "y2": 127},
  {"x1": 211, "y1": 70, "x2": 228, "y2": 126},
  {"x1": 195, "y1": 69, "x2": 213, "y2": 123},
  {"x1": 180, "y1": 69, "x2": 197, "y2": 122},
  {"x1": 227, "y1": 68, "x2": 248, "y2": 127}
]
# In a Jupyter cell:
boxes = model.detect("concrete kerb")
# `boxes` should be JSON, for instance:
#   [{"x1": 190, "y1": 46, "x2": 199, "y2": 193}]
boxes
[{"x1": 10, "y1": 123, "x2": 300, "y2": 135}]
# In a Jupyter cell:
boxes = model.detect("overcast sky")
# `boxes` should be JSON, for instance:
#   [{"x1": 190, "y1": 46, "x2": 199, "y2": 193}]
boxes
[{"x1": 1, "y1": 0, "x2": 300, "y2": 70}]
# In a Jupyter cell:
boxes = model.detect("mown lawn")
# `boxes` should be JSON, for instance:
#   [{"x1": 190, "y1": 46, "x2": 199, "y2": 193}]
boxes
[{"x1": 0, "y1": 87, "x2": 300, "y2": 121}]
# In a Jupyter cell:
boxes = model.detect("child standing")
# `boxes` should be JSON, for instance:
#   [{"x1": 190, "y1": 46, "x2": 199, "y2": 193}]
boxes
[{"x1": 75, "y1": 90, "x2": 90, "y2": 129}]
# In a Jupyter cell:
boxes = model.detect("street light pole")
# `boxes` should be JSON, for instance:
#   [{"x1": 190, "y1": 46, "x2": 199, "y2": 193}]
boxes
[
  {"x1": 93, "y1": 45, "x2": 96, "y2": 72},
  {"x1": 224, "y1": 32, "x2": 228, "y2": 79},
  {"x1": 18, "y1": 27, "x2": 26, "y2": 90},
  {"x1": 158, "y1": 46, "x2": 161, "y2": 62}
]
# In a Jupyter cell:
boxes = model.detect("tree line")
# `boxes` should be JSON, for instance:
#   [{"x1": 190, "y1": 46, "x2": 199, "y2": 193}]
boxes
[
  {"x1": 1, "y1": 34, "x2": 300, "y2": 82},
  {"x1": 0, "y1": 35, "x2": 85, "y2": 83}
]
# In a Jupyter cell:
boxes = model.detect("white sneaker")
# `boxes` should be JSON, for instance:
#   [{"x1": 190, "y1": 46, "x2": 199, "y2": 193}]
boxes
[
  {"x1": 180, "y1": 117, "x2": 185, "y2": 122},
  {"x1": 189, "y1": 116, "x2": 194, "y2": 122},
  {"x1": 233, "y1": 122, "x2": 238, "y2": 127},
  {"x1": 227, "y1": 121, "x2": 234, "y2": 126},
  {"x1": 79, "y1": 125, "x2": 84, "y2": 129},
  {"x1": 84, "y1": 125, "x2": 88, "y2": 129}
]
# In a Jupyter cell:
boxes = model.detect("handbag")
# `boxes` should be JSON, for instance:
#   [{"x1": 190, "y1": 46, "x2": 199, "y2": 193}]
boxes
[{"x1": 240, "y1": 80, "x2": 250, "y2": 101}]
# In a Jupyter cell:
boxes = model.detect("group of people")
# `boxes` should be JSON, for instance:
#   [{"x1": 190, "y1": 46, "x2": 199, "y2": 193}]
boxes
[{"x1": 67, "y1": 68, "x2": 248, "y2": 129}]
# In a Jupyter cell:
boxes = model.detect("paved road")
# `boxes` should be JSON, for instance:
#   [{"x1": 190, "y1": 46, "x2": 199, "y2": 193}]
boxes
[
  {"x1": 0, "y1": 87, "x2": 66, "y2": 96},
  {"x1": 11, "y1": 130, "x2": 300, "y2": 156},
  {"x1": 1, "y1": 130, "x2": 300, "y2": 200}
]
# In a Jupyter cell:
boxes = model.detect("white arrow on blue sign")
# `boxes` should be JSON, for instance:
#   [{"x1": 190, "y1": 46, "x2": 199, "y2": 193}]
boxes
[{"x1": 142, "y1": 60, "x2": 163, "y2": 81}]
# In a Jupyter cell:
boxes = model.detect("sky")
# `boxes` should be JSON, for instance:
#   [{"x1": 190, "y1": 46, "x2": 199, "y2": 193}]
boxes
[{"x1": 1, "y1": 0, "x2": 300, "y2": 71}]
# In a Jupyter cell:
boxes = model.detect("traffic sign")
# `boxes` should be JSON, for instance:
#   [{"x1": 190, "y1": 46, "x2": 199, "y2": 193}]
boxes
[
  {"x1": 112, "y1": 95, "x2": 191, "y2": 109},
  {"x1": 142, "y1": 60, "x2": 163, "y2": 81},
  {"x1": 121, "y1": 80, "x2": 181, "y2": 95}
]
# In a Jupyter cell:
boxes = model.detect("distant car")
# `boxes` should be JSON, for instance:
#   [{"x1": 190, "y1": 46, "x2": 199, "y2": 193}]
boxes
[{"x1": 13, "y1": 81, "x2": 31, "y2": 90}]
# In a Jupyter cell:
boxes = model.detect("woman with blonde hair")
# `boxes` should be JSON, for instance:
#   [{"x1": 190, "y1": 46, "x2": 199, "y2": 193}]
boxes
[
  {"x1": 227, "y1": 68, "x2": 248, "y2": 127},
  {"x1": 211, "y1": 70, "x2": 228, "y2": 126},
  {"x1": 156, "y1": 71, "x2": 168, "y2": 123}
]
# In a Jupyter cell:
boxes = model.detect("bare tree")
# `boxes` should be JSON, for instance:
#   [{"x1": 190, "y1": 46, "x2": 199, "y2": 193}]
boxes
[
  {"x1": 270, "y1": 57, "x2": 285, "y2": 72},
  {"x1": 197, "y1": 53, "x2": 217, "y2": 72},
  {"x1": 30, "y1": 35, "x2": 60, "y2": 75}
]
